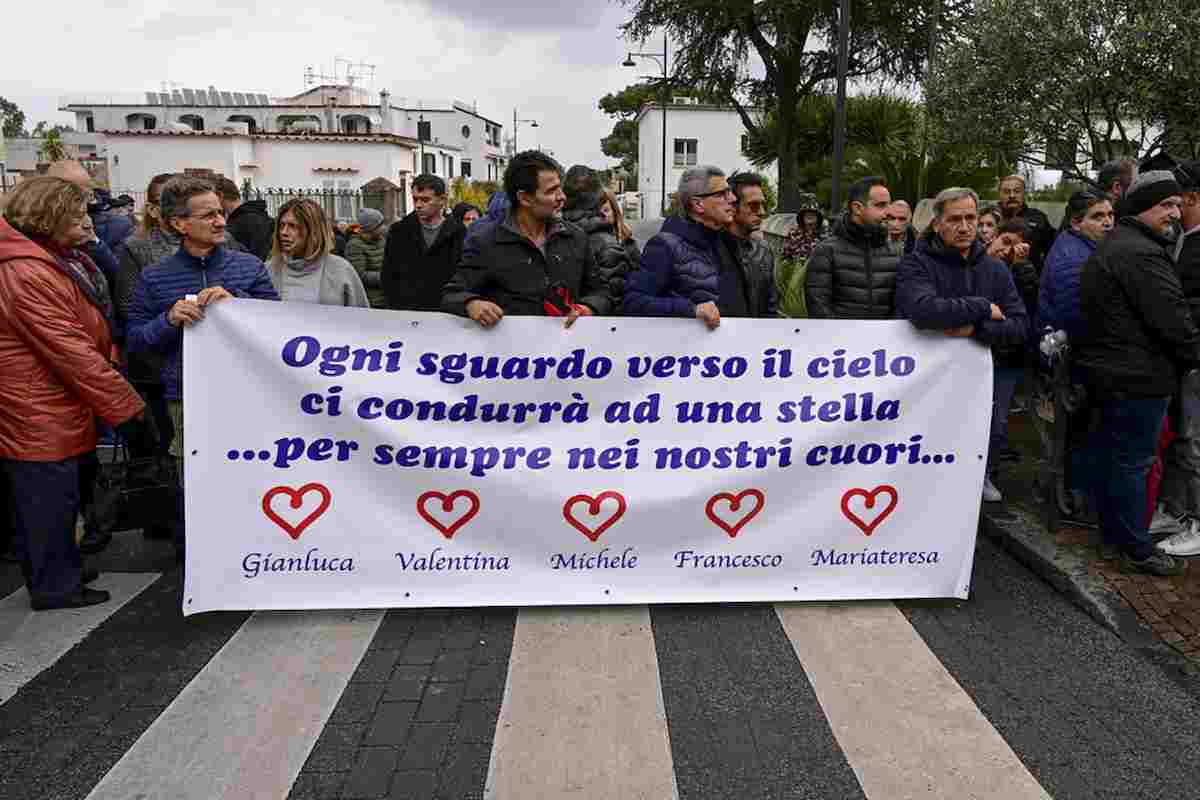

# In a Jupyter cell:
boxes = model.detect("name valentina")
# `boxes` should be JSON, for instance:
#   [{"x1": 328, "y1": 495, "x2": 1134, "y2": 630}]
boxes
[
  {"x1": 395, "y1": 547, "x2": 511, "y2": 571},
  {"x1": 242, "y1": 547, "x2": 354, "y2": 578}
]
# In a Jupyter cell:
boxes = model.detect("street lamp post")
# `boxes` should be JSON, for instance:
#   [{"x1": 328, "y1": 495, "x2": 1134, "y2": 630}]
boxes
[
  {"x1": 830, "y1": 0, "x2": 851, "y2": 211},
  {"x1": 624, "y1": 33, "x2": 669, "y2": 217},
  {"x1": 512, "y1": 109, "x2": 539, "y2": 155}
]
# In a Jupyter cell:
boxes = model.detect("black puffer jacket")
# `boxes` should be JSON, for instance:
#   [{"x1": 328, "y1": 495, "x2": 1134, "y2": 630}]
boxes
[
  {"x1": 562, "y1": 209, "x2": 639, "y2": 309},
  {"x1": 442, "y1": 213, "x2": 613, "y2": 317},
  {"x1": 805, "y1": 212, "x2": 900, "y2": 319},
  {"x1": 1076, "y1": 218, "x2": 1200, "y2": 397},
  {"x1": 225, "y1": 200, "x2": 275, "y2": 261}
]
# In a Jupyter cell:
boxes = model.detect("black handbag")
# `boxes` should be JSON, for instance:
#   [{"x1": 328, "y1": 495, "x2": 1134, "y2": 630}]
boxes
[{"x1": 90, "y1": 437, "x2": 179, "y2": 535}]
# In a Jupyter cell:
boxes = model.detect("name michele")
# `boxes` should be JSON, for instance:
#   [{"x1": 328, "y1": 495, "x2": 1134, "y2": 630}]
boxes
[{"x1": 242, "y1": 548, "x2": 354, "y2": 578}]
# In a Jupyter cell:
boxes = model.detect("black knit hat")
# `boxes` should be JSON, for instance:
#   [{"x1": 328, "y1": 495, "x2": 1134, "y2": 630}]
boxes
[{"x1": 1124, "y1": 170, "x2": 1183, "y2": 217}]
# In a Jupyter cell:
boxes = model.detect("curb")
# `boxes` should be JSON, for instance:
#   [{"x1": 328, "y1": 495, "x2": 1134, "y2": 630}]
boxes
[{"x1": 977, "y1": 503, "x2": 1200, "y2": 681}]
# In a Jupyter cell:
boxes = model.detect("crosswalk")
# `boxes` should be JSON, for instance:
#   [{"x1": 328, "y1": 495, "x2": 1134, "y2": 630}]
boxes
[{"x1": 2, "y1": 543, "x2": 1199, "y2": 800}]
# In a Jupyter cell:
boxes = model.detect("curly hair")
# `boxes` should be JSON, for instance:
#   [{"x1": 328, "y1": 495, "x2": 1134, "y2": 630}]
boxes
[{"x1": 2, "y1": 177, "x2": 88, "y2": 239}]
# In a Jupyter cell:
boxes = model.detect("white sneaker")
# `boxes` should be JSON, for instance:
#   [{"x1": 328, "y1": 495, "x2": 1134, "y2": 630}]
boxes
[
  {"x1": 983, "y1": 477, "x2": 1002, "y2": 503},
  {"x1": 1150, "y1": 504, "x2": 1188, "y2": 537},
  {"x1": 1158, "y1": 520, "x2": 1200, "y2": 557}
]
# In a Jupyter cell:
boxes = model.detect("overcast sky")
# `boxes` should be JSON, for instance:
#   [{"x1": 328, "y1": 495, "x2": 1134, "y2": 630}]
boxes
[{"x1": 2, "y1": 0, "x2": 651, "y2": 168}]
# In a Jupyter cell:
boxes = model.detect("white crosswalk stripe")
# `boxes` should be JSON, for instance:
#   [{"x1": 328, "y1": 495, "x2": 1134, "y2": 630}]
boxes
[
  {"x1": 0, "y1": 597, "x2": 1066, "y2": 799},
  {"x1": 484, "y1": 606, "x2": 679, "y2": 800},
  {"x1": 775, "y1": 602, "x2": 1053, "y2": 800},
  {"x1": 85, "y1": 609, "x2": 382, "y2": 800},
  {"x1": 0, "y1": 573, "x2": 159, "y2": 704}
]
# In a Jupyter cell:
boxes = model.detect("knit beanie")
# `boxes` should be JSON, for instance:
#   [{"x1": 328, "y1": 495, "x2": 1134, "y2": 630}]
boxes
[
  {"x1": 562, "y1": 165, "x2": 604, "y2": 213},
  {"x1": 357, "y1": 207, "x2": 384, "y2": 232},
  {"x1": 1124, "y1": 170, "x2": 1183, "y2": 217}
]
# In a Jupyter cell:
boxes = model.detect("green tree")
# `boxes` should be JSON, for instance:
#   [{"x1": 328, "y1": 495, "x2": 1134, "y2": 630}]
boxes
[
  {"x1": 927, "y1": 0, "x2": 1200, "y2": 183},
  {"x1": 32, "y1": 121, "x2": 75, "y2": 137},
  {"x1": 0, "y1": 97, "x2": 27, "y2": 138},
  {"x1": 744, "y1": 92, "x2": 1002, "y2": 206},
  {"x1": 598, "y1": 83, "x2": 663, "y2": 184},
  {"x1": 39, "y1": 129, "x2": 67, "y2": 163},
  {"x1": 619, "y1": 0, "x2": 962, "y2": 210}
]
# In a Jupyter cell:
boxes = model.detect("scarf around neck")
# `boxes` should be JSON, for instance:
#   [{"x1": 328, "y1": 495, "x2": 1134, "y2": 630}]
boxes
[{"x1": 29, "y1": 233, "x2": 113, "y2": 322}]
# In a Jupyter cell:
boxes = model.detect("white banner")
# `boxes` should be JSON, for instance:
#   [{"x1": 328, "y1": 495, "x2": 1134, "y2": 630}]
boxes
[{"x1": 182, "y1": 300, "x2": 992, "y2": 614}]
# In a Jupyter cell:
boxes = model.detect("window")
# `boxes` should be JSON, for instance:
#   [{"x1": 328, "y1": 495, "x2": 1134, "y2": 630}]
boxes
[
  {"x1": 85, "y1": 116, "x2": 95, "y2": 133},
  {"x1": 740, "y1": 134, "x2": 749, "y2": 155},
  {"x1": 673, "y1": 138, "x2": 697, "y2": 167},
  {"x1": 461, "y1": 160, "x2": 472, "y2": 178},
  {"x1": 445, "y1": 155, "x2": 454, "y2": 178},
  {"x1": 462, "y1": 124, "x2": 471, "y2": 139},
  {"x1": 422, "y1": 153, "x2": 437, "y2": 174}
]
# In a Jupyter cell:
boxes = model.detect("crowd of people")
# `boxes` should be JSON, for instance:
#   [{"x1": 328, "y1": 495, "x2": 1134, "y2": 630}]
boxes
[{"x1": 0, "y1": 149, "x2": 1196, "y2": 611}]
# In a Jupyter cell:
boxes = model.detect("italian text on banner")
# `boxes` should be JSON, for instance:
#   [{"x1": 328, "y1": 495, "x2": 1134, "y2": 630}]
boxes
[{"x1": 182, "y1": 300, "x2": 992, "y2": 614}]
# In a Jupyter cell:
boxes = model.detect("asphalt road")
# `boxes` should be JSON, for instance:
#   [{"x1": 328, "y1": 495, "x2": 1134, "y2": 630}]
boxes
[{"x1": 1, "y1": 531, "x2": 1197, "y2": 800}]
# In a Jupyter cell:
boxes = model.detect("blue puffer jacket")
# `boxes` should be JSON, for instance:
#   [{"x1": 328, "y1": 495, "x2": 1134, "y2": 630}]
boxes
[
  {"x1": 623, "y1": 216, "x2": 721, "y2": 317},
  {"x1": 896, "y1": 231, "x2": 1028, "y2": 348},
  {"x1": 1037, "y1": 229, "x2": 1095, "y2": 340},
  {"x1": 126, "y1": 244, "x2": 279, "y2": 400}
]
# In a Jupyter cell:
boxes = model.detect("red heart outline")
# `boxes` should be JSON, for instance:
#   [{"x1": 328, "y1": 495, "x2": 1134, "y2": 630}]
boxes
[
  {"x1": 562, "y1": 492, "x2": 627, "y2": 542},
  {"x1": 417, "y1": 490, "x2": 481, "y2": 539},
  {"x1": 841, "y1": 485, "x2": 899, "y2": 536},
  {"x1": 705, "y1": 489, "x2": 765, "y2": 538},
  {"x1": 262, "y1": 483, "x2": 332, "y2": 540}
]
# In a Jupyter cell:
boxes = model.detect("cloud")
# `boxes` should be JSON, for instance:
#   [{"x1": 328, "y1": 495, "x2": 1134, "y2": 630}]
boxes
[{"x1": 3, "y1": 0, "x2": 641, "y2": 168}]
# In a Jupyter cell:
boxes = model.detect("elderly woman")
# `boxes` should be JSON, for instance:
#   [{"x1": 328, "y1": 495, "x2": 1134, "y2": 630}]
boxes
[
  {"x1": 0, "y1": 177, "x2": 145, "y2": 610},
  {"x1": 268, "y1": 198, "x2": 370, "y2": 307}
]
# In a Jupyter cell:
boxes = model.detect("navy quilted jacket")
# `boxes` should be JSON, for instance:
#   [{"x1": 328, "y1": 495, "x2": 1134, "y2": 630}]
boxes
[
  {"x1": 896, "y1": 232, "x2": 1028, "y2": 348},
  {"x1": 126, "y1": 244, "x2": 279, "y2": 400},
  {"x1": 1037, "y1": 229, "x2": 1094, "y2": 340}
]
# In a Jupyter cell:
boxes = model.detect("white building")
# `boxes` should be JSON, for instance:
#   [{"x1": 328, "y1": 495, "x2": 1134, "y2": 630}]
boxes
[
  {"x1": 101, "y1": 129, "x2": 460, "y2": 220},
  {"x1": 59, "y1": 83, "x2": 507, "y2": 184},
  {"x1": 636, "y1": 101, "x2": 778, "y2": 219}
]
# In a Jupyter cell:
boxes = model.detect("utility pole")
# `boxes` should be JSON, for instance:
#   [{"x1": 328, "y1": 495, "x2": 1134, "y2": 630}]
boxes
[
  {"x1": 512, "y1": 109, "x2": 538, "y2": 155},
  {"x1": 830, "y1": 0, "x2": 851, "y2": 212}
]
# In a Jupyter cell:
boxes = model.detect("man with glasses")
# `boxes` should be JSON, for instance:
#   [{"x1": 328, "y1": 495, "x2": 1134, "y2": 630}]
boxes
[
  {"x1": 806, "y1": 176, "x2": 900, "y2": 319},
  {"x1": 126, "y1": 176, "x2": 278, "y2": 560},
  {"x1": 625, "y1": 166, "x2": 764, "y2": 328},
  {"x1": 724, "y1": 171, "x2": 778, "y2": 318}
]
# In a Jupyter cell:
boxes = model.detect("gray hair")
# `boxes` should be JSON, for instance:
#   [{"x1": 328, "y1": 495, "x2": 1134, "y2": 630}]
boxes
[
  {"x1": 160, "y1": 176, "x2": 217, "y2": 222},
  {"x1": 931, "y1": 187, "x2": 980, "y2": 222},
  {"x1": 677, "y1": 166, "x2": 725, "y2": 218}
]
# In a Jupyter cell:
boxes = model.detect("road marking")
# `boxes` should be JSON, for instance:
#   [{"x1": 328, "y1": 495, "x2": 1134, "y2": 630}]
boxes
[
  {"x1": 0, "y1": 573, "x2": 160, "y2": 703},
  {"x1": 775, "y1": 601, "x2": 1052, "y2": 800},
  {"x1": 85, "y1": 609, "x2": 383, "y2": 800},
  {"x1": 485, "y1": 606, "x2": 678, "y2": 800}
]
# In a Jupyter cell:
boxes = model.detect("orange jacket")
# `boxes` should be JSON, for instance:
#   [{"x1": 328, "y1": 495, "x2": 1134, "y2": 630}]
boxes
[{"x1": 0, "y1": 217, "x2": 144, "y2": 461}]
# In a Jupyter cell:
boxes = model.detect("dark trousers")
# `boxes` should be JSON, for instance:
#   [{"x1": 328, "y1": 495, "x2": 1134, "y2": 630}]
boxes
[
  {"x1": 1160, "y1": 371, "x2": 1200, "y2": 517},
  {"x1": 0, "y1": 457, "x2": 85, "y2": 603},
  {"x1": 131, "y1": 381, "x2": 173, "y2": 458},
  {"x1": 1088, "y1": 395, "x2": 1170, "y2": 560},
  {"x1": 988, "y1": 366, "x2": 1023, "y2": 474}
]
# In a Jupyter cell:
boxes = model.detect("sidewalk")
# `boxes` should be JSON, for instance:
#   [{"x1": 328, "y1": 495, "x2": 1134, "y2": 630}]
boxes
[{"x1": 980, "y1": 411, "x2": 1200, "y2": 676}]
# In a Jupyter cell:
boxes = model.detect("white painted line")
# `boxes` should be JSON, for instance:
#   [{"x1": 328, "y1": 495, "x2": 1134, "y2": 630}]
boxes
[
  {"x1": 775, "y1": 602, "x2": 1053, "y2": 800},
  {"x1": 85, "y1": 609, "x2": 384, "y2": 800},
  {"x1": 485, "y1": 606, "x2": 678, "y2": 800},
  {"x1": 0, "y1": 573, "x2": 160, "y2": 704}
]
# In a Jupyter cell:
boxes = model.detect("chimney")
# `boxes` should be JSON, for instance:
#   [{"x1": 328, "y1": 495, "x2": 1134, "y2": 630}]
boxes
[
  {"x1": 379, "y1": 90, "x2": 391, "y2": 134},
  {"x1": 324, "y1": 95, "x2": 336, "y2": 133}
]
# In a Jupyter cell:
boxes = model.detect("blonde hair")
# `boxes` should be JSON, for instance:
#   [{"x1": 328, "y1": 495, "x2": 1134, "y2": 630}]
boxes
[
  {"x1": 2, "y1": 176, "x2": 87, "y2": 239},
  {"x1": 272, "y1": 198, "x2": 334, "y2": 261},
  {"x1": 602, "y1": 190, "x2": 633, "y2": 243}
]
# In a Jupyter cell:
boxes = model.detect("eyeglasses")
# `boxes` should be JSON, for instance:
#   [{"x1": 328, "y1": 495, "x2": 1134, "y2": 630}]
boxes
[
  {"x1": 695, "y1": 188, "x2": 735, "y2": 199},
  {"x1": 185, "y1": 209, "x2": 226, "y2": 222}
]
